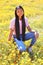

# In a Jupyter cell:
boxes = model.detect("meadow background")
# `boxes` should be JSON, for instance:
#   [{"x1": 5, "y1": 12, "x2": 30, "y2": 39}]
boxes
[{"x1": 0, "y1": 0, "x2": 43, "y2": 65}]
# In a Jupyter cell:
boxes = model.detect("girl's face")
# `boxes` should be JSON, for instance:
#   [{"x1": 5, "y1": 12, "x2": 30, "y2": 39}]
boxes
[{"x1": 16, "y1": 8, "x2": 24, "y2": 18}]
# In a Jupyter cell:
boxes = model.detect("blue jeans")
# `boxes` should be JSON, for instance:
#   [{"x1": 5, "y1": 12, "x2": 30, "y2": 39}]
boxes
[{"x1": 13, "y1": 32, "x2": 36, "y2": 52}]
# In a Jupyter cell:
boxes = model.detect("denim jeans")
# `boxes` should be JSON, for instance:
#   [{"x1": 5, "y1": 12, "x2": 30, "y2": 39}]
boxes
[{"x1": 13, "y1": 32, "x2": 36, "y2": 52}]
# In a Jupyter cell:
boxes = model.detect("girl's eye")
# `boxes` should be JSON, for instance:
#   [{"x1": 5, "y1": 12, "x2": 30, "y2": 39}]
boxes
[
  {"x1": 17, "y1": 9, "x2": 23, "y2": 13},
  {"x1": 17, "y1": 11, "x2": 19, "y2": 13},
  {"x1": 20, "y1": 9, "x2": 23, "y2": 12}
]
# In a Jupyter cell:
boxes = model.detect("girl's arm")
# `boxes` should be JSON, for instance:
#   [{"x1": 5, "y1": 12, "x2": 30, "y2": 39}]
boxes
[
  {"x1": 8, "y1": 29, "x2": 14, "y2": 41},
  {"x1": 27, "y1": 25, "x2": 35, "y2": 32}
]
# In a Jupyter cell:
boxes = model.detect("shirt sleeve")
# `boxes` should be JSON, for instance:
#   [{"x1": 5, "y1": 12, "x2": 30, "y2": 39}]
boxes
[
  {"x1": 25, "y1": 17, "x2": 29, "y2": 27},
  {"x1": 9, "y1": 18, "x2": 15, "y2": 30}
]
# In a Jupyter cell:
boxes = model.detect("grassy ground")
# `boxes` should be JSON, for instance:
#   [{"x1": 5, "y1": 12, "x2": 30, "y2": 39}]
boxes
[{"x1": 0, "y1": 0, "x2": 43, "y2": 65}]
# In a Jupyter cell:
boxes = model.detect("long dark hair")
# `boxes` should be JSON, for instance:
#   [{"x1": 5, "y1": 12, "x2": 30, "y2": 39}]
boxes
[{"x1": 15, "y1": 6, "x2": 26, "y2": 41}]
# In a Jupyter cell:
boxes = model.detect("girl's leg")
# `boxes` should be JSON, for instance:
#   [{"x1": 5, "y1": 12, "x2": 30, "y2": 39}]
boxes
[
  {"x1": 24, "y1": 32, "x2": 39, "y2": 60},
  {"x1": 13, "y1": 37, "x2": 26, "y2": 52},
  {"x1": 25, "y1": 32, "x2": 36, "y2": 45},
  {"x1": 24, "y1": 32, "x2": 37, "y2": 52},
  {"x1": 25, "y1": 31, "x2": 39, "y2": 53}
]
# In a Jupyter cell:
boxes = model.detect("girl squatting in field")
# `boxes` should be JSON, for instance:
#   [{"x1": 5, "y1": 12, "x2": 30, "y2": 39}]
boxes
[{"x1": 8, "y1": 6, "x2": 39, "y2": 60}]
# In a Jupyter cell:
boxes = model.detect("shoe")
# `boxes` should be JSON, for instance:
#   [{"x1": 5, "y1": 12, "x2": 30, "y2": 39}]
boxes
[
  {"x1": 29, "y1": 51, "x2": 34, "y2": 61},
  {"x1": 27, "y1": 47, "x2": 35, "y2": 61}
]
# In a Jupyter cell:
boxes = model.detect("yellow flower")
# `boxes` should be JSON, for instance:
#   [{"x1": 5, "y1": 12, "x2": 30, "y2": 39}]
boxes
[
  {"x1": 4, "y1": 56, "x2": 7, "y2": 59},
  {"x1": 38, "y1": 58, "x2": 42, "y2": 62},
  {"x1": 11, "y1": 63, "x2": 14, "y2": 65},
  {"x1": 2, "y1": 48, "x2": 4, "y2": 50}
]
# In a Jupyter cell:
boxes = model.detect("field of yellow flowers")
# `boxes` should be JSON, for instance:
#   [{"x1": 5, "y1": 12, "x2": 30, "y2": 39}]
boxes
[{"x1": 0, "y1": 0, "x2": 43, "y2": 65}]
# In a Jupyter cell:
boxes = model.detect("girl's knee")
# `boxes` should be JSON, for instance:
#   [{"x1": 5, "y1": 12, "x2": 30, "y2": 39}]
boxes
[{"x1": 34, "y1": 31, "x2": 39, "y2": 39}]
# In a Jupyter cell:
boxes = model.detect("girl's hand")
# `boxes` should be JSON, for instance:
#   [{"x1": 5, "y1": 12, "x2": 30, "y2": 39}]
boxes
[
  {"x1": 31, "y1": 30, "x2": 36, "y2": 33},
  {"x1": 8, "y1": 37, "x2": 11, "y2": 41},
  {"x1": 8, "y1": 29, "x2": 14, "y2": 41},
  {"x1": 32, "y1": 30, "x2": 39, "y2": 39}
]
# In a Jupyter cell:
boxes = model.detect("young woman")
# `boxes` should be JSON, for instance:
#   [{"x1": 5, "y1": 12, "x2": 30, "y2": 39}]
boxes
[{"x1": 8, "y1": 6, "x2": 39, "y2": 60}]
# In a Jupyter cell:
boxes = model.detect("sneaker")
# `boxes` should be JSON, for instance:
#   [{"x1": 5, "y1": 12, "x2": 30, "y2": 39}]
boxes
[
  {"x1": 29, "y1": 51, "x2": 34, "y2": 61},
  {"x1": 27, "y1": 47, "x2": 35, "y2": 61}
]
